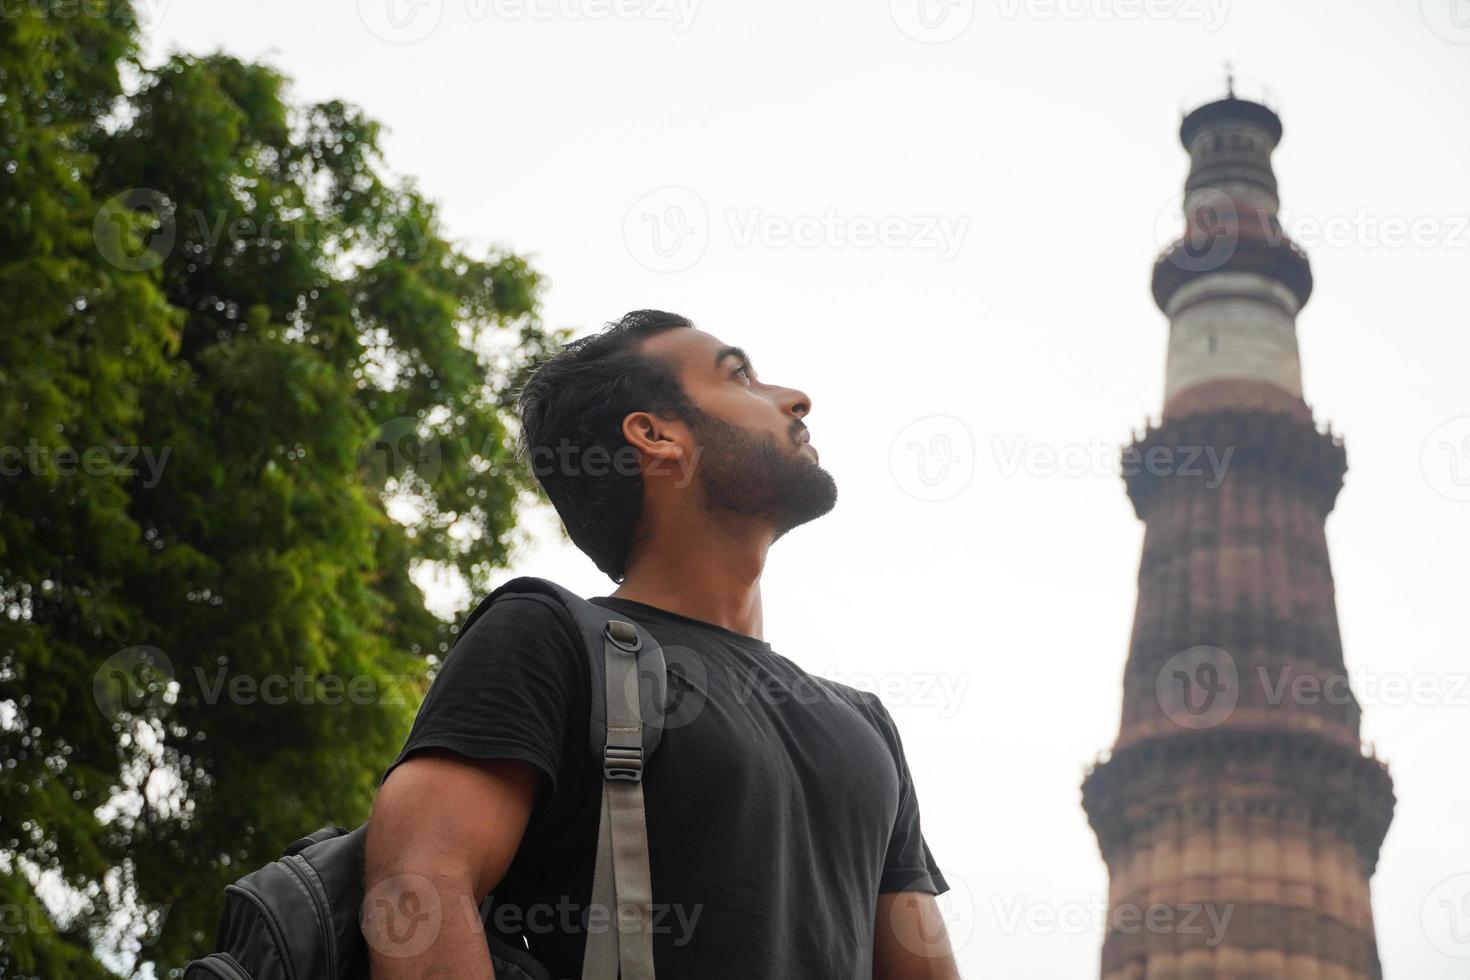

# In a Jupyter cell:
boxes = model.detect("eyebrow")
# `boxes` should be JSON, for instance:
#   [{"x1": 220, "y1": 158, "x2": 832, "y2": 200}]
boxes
[{"x1": 714, "y1": 345, "x2": 752, "y2": 372}]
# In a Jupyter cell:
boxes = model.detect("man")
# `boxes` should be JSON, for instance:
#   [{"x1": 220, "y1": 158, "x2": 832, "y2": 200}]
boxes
[{"x1": 365, "y1": 310, "x2": 958, "y2": 978}]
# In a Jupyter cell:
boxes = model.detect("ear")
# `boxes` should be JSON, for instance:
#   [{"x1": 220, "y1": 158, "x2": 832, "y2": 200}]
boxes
[{"x1": 621, "y1": 411, "x2": 688, "y2": 464}]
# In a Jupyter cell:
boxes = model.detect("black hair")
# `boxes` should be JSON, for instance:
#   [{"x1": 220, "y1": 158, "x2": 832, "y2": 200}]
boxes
[{"x1": 516, "y1": 310, "x2": 700, "y2": 581}]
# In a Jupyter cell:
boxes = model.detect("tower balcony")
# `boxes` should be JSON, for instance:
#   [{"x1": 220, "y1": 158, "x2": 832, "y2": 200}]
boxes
[{"x1": 1153, "y1": 211, "x2": 1314, "y2": 314}]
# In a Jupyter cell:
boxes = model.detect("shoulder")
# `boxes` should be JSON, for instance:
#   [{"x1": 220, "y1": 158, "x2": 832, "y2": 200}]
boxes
[
  {"x1": 465, "y1": 589, "x2": 577, "y2": 636},
  {"x1": 811, "y1": 678, "x2": 915, "y2": 792},
  {"x1": 808, "y1": 674, "x2": 898, "y2": 736},
  {"x1": 449, "y1": 590, "x2": 587, "y2": 668},
  {"x1": 815, "y1": 674, "x2": 879, "y2": 709},
  {"x1": 809, "y1": 673, "x2": 914, "y2": 757}
]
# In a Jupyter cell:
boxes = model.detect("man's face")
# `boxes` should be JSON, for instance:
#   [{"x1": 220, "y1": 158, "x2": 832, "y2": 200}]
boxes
[{"x1": 638, "y1": 327, "x2": 837, "y2": 535}]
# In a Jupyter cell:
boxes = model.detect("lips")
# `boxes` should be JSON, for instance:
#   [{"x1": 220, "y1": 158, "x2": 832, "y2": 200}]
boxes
[{"x1": 793, "y1": 424, "x2": 817, "y2": 460}]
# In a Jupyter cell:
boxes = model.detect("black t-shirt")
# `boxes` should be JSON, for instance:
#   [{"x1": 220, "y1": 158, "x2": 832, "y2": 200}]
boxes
[{"x1": 382, "y1": 593, "x2": 948, "y2": 979}]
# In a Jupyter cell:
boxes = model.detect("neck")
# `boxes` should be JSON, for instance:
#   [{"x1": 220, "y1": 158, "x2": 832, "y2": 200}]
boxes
[{"x1": 612, "y1": 508, "x2": 772, "y2": 640}]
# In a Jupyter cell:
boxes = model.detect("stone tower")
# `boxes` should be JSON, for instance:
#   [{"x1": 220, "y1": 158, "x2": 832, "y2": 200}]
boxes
[{"x1": 1080, "y1": 92, "x2": 1395, "y2": 979}]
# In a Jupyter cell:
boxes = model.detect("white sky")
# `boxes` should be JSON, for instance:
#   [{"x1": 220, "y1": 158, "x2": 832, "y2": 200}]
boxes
[{"x1": 144, "y1": 1, "x2": 1469, "y2": 975}]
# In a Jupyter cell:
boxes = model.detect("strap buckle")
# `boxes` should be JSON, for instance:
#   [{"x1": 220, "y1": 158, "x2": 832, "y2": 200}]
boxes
[
  {"x1": 602, "y1": 619, "x2": 644, "y2": 782},
  {"x1": 604, "y1": 620, "x2": 641, "y2": 652},
  {"x1": 603, "y1": 744, "x2": 644, "y2": 782}
]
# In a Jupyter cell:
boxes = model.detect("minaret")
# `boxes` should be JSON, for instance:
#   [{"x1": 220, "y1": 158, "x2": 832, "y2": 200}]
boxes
[{"x1": 1081, "y1": 89, "x2": 1395, "y2": 979}]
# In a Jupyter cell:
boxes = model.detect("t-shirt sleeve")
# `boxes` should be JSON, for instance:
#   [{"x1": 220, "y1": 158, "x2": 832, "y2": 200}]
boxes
[
  {"x1": 868, "y1": 698, "x2": 950, "y2": 896},
  {"x1": 380, "y1": 594, "x2": 587, "y2": 804}
]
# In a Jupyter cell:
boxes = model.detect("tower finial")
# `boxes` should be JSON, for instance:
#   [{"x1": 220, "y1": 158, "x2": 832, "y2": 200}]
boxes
[{"x1": 1225, "y1": 60, "x2": 1235, "y2": 98}]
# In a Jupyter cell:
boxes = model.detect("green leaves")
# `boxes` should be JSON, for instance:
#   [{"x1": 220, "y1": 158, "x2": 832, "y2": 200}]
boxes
[{"x1": 1, "y1": 5, "x2": 546, "y2": 975}]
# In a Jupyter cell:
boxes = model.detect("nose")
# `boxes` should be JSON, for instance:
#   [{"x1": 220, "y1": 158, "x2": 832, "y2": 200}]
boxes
[{"x1": 777, "y1": 385, "x2": 812, "y2": 419}]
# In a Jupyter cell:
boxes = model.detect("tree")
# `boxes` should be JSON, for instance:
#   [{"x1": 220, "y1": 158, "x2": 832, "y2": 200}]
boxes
[{"x1": 0, "y1": 4, "x2": 553, "y2": 974}]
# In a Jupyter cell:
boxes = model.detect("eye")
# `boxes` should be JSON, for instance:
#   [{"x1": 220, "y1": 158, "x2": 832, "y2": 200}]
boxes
[{"x1": 734, "y1": 363, "x2": 754, "y2": 385}]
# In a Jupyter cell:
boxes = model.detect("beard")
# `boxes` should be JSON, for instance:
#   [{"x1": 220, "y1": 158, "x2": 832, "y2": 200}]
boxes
[{"x1": 688, "y1": 412, "x2": 838, "y2": 536}]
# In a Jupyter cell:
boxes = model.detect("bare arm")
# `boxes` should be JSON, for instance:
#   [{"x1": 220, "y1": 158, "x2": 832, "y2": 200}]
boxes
[
  {"x1": 874, "y1": 892, "x2": 961, "y2": 980},
  {"x1": 363, "y1": 751, "x2": 541, "y2": 979}
]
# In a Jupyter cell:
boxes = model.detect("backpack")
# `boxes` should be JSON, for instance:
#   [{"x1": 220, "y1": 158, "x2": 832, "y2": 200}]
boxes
[{"x1": 184, "y1": 576, "x2": 667, "y2": 980}]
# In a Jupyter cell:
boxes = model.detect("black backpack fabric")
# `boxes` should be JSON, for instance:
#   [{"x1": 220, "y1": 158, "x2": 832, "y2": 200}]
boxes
[{"x1": 183, "y1": 576, "x2": 667, "y2": 980}]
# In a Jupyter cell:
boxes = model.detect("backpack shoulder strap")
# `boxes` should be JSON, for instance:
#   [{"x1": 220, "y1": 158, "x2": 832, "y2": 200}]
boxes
[
  {"x1": 477, "y1": 576, "x2": 666, "y2": 763},
  {"x1": 476, "y1": 576, "x2": 661, "y2": 980}
]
